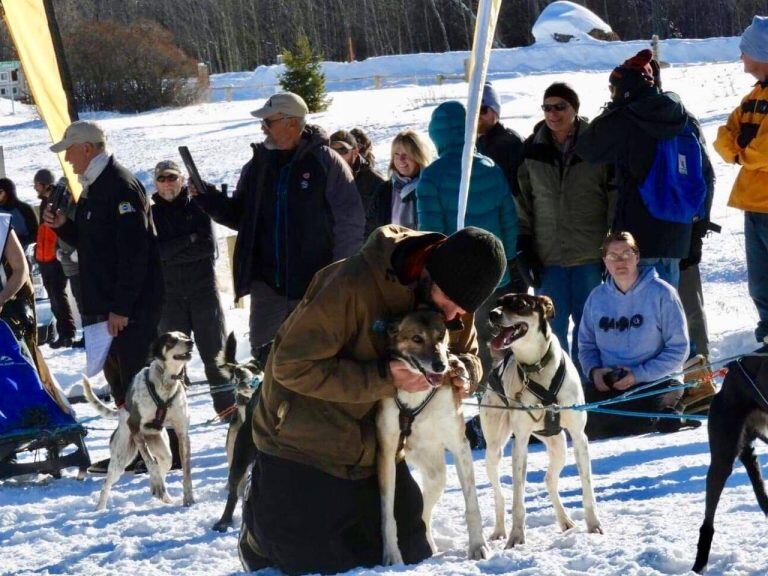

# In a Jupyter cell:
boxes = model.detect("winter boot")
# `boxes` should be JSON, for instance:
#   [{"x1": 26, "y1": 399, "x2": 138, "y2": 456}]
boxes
[{"x1": 678, "y1": 354, "x2": 717, "y2": 415}]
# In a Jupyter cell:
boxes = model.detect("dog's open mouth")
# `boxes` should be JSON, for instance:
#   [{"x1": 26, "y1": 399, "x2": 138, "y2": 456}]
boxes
[
  {"x1": 491, "y1": 322, "x2": 528, "y2": 350},
  {"x1": 425, "y1": 372, "x2": 444, "y2": 387}
]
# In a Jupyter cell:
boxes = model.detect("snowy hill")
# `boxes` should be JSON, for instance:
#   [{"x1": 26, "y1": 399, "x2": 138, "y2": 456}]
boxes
[{"x1": 0, "y1": 37, "x2": 766, "y2": 576}]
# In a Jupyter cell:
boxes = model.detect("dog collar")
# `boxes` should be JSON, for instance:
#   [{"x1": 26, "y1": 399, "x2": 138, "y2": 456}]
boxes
[
  {"x1": 517, "y1": 355, "x2": 567, "y2": 407},
  {"x1": 517, "y1": 341, "x2": 556, "y2": 375}
]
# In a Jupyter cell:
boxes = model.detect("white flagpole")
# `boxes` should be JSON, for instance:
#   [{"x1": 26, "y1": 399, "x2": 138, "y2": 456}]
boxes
[{"x1": 457, "y1": 0, "x2": 502, "y2": 230}]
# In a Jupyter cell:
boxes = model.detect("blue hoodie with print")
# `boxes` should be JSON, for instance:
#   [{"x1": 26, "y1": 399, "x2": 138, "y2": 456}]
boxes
[{"x1": 578, "y1": 266, "x2": 689, "y2": 384}]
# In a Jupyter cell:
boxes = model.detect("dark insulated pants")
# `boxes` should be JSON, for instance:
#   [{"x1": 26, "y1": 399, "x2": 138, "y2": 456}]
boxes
[
  {"x1": 103, "y1": 320, "x2": 157, "y2": 407},
  {"x1": 583, "y1": 379, "x2": 684, "y2": 440},
  {"x1": 158, "y1": 290, "x2": 233, "y2": 413},
  {"x1": 239, "y1": 450, "x2": 432, "y2": 575},
  {"x1": 38, "y1": 260, "x2": 75, "y2": 339}
]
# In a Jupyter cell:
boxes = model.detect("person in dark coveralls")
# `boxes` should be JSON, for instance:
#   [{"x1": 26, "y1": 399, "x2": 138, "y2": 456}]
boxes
[
  {"x1": 151, "y1": 159, "x2": 235, "y2": 418},
  {"x1": 192, "y1": 92, "x2": 364, "y2": 369},
  {"x1": 238, "y1": 225, "x2": 506, "y2": 575},
  {"x1": 44, "y1": 120, "x2": 163, "y2": 474}
]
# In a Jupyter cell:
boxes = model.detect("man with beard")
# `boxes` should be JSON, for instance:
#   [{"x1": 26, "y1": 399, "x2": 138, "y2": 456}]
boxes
[{"x1": 192, "y1": 92, "x2": 364, "y2": 368}]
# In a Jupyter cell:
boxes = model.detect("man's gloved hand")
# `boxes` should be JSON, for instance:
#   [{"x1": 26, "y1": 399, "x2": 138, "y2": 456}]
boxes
[
  {"x1": 680, "y1": 220, "x2": 708, "y2": 271},
  {"x1": 515, "y1": 235, "x2": 543, "y2": 289},
  {"x1": 188, "y1": 180, "x2": 219, "y2": 197}
]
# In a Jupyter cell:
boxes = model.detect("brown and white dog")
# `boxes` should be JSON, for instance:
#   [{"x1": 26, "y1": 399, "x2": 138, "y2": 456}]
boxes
[
  {"x1": 212, "y1": 332, "x2": 259, "y2": 532},
  {"x1": 480, "y1": 294, "x2": 602, "y2": 546},
  {"x1": 377, "y1": 309, "x2": 488, "y2": 565},
  {"x1": 83, "y1": 331, "x2": 195, "y2": 510}
]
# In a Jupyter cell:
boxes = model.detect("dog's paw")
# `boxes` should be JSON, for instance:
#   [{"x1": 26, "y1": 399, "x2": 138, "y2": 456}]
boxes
[
  {"x1": 587, "y1": 522, "x2": 604, "y2": 535},
  {"x1": 489, "y1": 528, "x2": 507, "y2": 541},
  {"x1": 183, "y1": 494, "x2": 195, "y2": 507},
  {"x1": 505, "y1": 532, "x2": 525, "y2": 548},
  {"x1": 558, "y1": 516, "x2": 576, "y2": 532},
  {"x1": 468, "y1": 541, "x2": 489, "y2": 560},
  {"x1": 382, "y1": 548, "x2": 403, "y2": 566},
  {"x1": 212, "y1": 519, "x2": 231, "y2": 532}
]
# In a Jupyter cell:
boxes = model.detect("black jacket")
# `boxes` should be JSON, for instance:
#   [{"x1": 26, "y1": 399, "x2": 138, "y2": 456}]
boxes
[
  {"x1": 352, "y1": 157, "x2": 386, "y2": 221},
  {"x1": 576, "y1": 89, "x2": 714, "y2": 259},
  {"x1": 56, "y1": 156, "x2": 162, "y2": 321},
  {"x1": 0, "y1": 199, "x2": 38, "y2": 249},
  {"x1": 477, "y1": 121, "x2": 525, "y2": 196},
  {"x1": 152, "y1": 188, "x2": 218, "y2": 296},
  {"x1": 195, "y1": 125, "x2": 364, "y2": 300}
]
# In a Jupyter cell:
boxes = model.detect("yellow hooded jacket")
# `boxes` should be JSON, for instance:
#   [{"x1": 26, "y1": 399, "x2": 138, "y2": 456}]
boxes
[{"x1": 714, "y1": 81, "x2": 768, "y2": 212}]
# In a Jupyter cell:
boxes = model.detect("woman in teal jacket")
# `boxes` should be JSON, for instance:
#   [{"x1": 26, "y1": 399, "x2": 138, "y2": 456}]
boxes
[{"x1": 417, "y1": 99, "x2": 518, "y2": 381}]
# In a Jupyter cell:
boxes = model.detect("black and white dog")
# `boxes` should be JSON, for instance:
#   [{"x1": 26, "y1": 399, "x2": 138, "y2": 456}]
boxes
[
  {"x1": 480, "y1": 294, "x2": 602, "y2": 546},
  {"x1": 693, "y1": 353, "x2": 768, "y2": 573},
  {"x1": 83, "y1": 332, "x2": 195, "y2": 510}
]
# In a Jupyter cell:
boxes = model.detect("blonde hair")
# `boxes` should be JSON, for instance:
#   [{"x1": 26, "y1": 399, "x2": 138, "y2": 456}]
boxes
[
  {"x1": 388, "y1": 130, "x2": 433, "y2": 175},
  {"x1": 601, "y1": 231, "x2": 640, "y2": 257}
]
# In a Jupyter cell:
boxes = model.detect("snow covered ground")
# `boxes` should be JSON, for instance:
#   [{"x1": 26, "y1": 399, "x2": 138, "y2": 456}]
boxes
[{"x1": 1, "y1": 38, "x2": 767, "y2": 576}]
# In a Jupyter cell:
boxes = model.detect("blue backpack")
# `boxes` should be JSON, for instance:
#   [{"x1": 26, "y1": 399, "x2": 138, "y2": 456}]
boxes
[{"x1": 638, "y1": 120, "x2": 707, "y2": 224}]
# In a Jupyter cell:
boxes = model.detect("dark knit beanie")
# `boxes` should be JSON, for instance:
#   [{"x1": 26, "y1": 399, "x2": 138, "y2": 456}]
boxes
[
  {"x1": 543, "y1": 82, "x2": 580, "y2": 113},
  {"x1": 425, "y1": 226, "x2": 506, "y2": 313},
  {"x1": 610, "y1": 49, "x2": 656, "y2": 103},
  {"x1": 34, "y1": 169, "x2": 55, "y2": 186}
]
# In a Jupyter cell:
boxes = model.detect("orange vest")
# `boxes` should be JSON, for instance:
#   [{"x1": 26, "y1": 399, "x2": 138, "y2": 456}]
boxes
[{"x1": 35, "y1": 224, "x2": 58, "y2": 263}]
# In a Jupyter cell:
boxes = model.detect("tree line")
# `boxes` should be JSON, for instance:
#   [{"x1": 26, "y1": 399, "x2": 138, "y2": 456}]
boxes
[{"x1": 1, "y1": 0, "x2": 767, "y2": 75}]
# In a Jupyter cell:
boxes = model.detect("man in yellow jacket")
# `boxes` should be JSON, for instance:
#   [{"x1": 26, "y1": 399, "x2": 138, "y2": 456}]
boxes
[
  {"x1": 240, "y1": 225, "x2": 506, "y2": 575},
  {"x1": 714, "y1": 15, "x2": 768, "y2": 343}
]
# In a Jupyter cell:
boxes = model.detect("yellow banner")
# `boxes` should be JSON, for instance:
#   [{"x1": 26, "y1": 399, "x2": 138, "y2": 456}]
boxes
[{"x1": 2, "y1": 0, "x2": 81, "y2": 198}]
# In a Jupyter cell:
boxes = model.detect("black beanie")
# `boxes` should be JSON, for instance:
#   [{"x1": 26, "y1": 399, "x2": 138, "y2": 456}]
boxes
[
  {"x1": 543, "y1": 82, "x2": 580, "y2": 113},
  {"x1": 609, "y1": 49, "x2": 656, "y2": 103},
  {"x1": 425, "y1": 226, "x2": 506, "y2": 313},
  {"x1": 34, "y1": 169, "x2": 55, "y2": 186}
]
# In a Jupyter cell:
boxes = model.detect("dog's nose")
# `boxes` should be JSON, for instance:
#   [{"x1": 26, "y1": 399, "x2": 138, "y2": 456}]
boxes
[
  {"x1": 489, "y1": 308, "x2": 502, "y2": 322},
  {"x1": 432, "y1": 360, "x2": 446, "y2": 373}
]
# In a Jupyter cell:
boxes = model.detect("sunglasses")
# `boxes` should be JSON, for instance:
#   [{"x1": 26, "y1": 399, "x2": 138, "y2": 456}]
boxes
[
  {"x1": 541, "y1": 102, "x2": 569, "y2": 113},
  {"x1": 156, "y1": 174, "x2": 179, "y2": 183},
  {"x1": 604, "y1": 249, "x2": 637, "y2": 262},
  {"x1": 261, "y1": 115, "x2": 293, "y2": 129},
  {"x1": 332, "y1": 146, "x2": 352, "y2": 155}
]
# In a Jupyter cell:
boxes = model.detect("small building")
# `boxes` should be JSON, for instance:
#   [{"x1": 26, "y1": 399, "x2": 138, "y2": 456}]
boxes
[{"x1": 0, "y1": 61, "x2": 27, "y2": 100}]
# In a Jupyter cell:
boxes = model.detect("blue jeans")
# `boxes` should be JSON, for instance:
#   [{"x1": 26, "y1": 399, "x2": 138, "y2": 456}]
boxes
[
  {"x1": 639, "y1": 258, "x2": 680, "y2": 288},
  {"x1": 536, "y1": 263, "x2": 603, "y2": 378},
  {"x1": 745, "y1": 212, "x2": 768, "y2": 342}
]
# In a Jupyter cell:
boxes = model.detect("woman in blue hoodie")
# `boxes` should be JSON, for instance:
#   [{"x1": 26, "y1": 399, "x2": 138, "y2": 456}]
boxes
[
  {"x1": 578, "y1": 231, "x2": 691, "y2": 438},
  {"x1": 417, "y1": 100, "x2": 518, "y2": 383}
]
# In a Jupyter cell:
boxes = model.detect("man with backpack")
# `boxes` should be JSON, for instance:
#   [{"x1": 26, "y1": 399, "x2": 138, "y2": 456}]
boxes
[
  {"x1": 576, "y1": 49, "x2": 714, "y2": 289},
  {"x1": 715, "y1": 16, "x2": 768, "y2": 345}
]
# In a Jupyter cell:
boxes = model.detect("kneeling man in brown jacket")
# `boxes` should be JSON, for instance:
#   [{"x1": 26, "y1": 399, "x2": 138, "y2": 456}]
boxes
[{"x1": 238, "y1": 224, "x2": 506, "y2": 575}]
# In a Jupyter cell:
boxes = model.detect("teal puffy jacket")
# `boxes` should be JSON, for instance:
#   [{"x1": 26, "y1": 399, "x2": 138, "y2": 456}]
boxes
[{"x1": 417, "y1": 100, "x2": 518, "y2": 285}]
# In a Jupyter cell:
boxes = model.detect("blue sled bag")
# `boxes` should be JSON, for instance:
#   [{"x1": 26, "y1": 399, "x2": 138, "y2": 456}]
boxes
[{"x1": 638, "y1": 120, "x2": 707, "y2": 223}]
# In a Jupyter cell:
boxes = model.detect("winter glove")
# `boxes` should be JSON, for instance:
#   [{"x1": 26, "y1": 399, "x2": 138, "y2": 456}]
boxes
[
  {"x1": 680, "y1": 220, "x2": 708, "y2": 271},
  {"x1": 515, "y1": 235, "x2": 543, "y2": 289}
]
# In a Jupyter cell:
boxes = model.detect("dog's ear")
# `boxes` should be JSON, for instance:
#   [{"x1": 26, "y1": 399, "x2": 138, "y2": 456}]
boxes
[
  {"x1": 538, "y1": 296, "x2": 555, "y2": 319},
  {"x1": 224, "y1": 332, "x2": 237, "y2": 365},
  {"x1": 151, "y1": 334, "x2": 171, "y2": 360},
  {"x1": 387, "y1": 319, "x2": 401, "y2": 340}
]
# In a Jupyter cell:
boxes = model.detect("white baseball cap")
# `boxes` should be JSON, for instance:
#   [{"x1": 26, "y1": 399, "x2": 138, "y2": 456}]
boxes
[
  {"x1": 250, "y1": 92, "x2": 309, "y2": 119},
  {"x1": 49, "y1": 121, "x2": 106, "y2": 153}
]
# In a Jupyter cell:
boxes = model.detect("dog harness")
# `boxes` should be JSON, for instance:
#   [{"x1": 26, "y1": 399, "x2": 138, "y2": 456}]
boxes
[
  {"x1": 499, "y1": 342, "x2": 566, "y2": 437},
  {"x1": 395, "y1": 388, "x2": 439, "y2": 455},
  {"x1": 145, "y1": 372, "x2": 183, "y2": 430}
]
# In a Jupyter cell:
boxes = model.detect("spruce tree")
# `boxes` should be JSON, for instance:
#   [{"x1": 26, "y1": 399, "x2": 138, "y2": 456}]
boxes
[{"x1": 279, "y1": 35, "x2": 330, "y2": 113}]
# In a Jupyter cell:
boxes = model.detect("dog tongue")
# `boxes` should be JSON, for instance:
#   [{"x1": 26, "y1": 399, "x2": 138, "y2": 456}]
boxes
[
  {"x1": 491, "y1": 327, "x2": 513, "y2": 350},
  {"x1": 426, "y1": 372, "x2": 443, "y2": 386}
]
